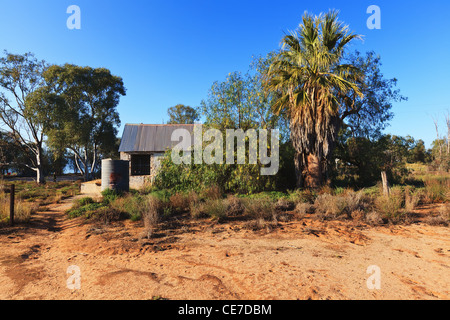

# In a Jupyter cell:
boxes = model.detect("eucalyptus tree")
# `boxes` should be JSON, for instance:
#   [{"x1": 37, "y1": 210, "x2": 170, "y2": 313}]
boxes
[
  {"x1": 201, "y1": 53, "x2": 289, "y2": 139},
  {"x1": 167, "y1": 104, "x2": 200, "y2": 124},
  {"x1": 0, "y1": 52, "x2": 48, "y2": 183},
  {"x1": 40, "y1": 64, "x2": 126, "y2": 181}
]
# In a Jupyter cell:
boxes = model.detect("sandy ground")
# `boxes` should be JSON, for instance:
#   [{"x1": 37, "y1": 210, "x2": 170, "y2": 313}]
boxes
[{"x1": 0, "y1": 197, "x2": 449, "y2": 300}]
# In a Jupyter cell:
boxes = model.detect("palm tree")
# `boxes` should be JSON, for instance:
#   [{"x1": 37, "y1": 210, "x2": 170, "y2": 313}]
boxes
[{"x1": 266, "y1": 10, "x2": 363, "y2": 188}]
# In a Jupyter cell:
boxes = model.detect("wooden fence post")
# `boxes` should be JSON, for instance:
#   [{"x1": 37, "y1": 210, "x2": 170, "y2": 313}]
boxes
[
  {"x1": 381, "y1": 171, "x2": 390, "y2": 196},
  {"x1": 9, "y1": 184, "x2": 15, "y2": 226}
]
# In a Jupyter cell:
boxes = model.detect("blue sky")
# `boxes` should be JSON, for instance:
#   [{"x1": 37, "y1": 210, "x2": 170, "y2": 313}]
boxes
[{"x1": 0, "y1": 0, "x2": 449, "y2": 148}]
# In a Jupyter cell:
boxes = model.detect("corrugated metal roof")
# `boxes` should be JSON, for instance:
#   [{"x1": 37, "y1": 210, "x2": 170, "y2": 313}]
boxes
[{"x1": 118, "y1": 124, "x2": 196, "y2": 152}]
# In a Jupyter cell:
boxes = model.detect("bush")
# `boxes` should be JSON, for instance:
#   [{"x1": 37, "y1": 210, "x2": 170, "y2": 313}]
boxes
[
  {"x1": 190, "y1": 198, "x2": 228, "y2": 222},
  {"x1": 90, "y1": 206, "x2": 126, "y2": 224},
  {"x1": 374, "y1": 188, "x2": 405, "y2": 222},
  {"x1": 288, "y1": 189, "x2": 317, "y2": 204},
  {"x1": 314, "y1": 191, "x2": 369, "y2": 220},
  {"x1": 365, "y1": 211, "x2": 384, "y2": 226},
  {"x1": 200, "y1": 184, "x2": 223, "y2": 200},
  {"x1": 76, "y1": 197, "x2": 94, "y2": 207},
  {"x1": 149, "y1": 189, "x2": 172, "y2": 203},
  {"x1": 101, "y1": 189, "x2": 123, "y2": 205},
  {"x1": 294, "y1": 202, "x2": 314, "y2": 219},
  {"x1": 423, "y1": 177, "x2": 449, "y2": 203},
  {"x1": 275, "y1": 198, "x2": 295, "y2": 211},
  {"x1": 243, "y1": 197, "x2": 277, "y2": 221},
  {"x1": 153, "y1": 149, "x2": 280, "y2": 195},
  {"x1": 169, "y1": 192, "x2": 190, "y2": 213},
  {"x1": 425, "y1": 203, "x2": 449, "y2": 227},
  {"x1": 404, "y1": 186, "x2": 421, "y2": 212},
  {"x1": 67, "y1": 202, "x2": 104, "y2": 219},
  {"x1": 142, "y1": 196, "x2": 161, "y2": 238},
  {"x1": 225, "y1": 195, "x2": 245, "y2": 216}
]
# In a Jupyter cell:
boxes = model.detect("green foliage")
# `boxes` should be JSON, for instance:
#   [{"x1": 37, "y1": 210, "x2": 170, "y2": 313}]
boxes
[
  {"x1": 153, "y1": 149, "x2": 279, "y2": 195},
  {"x1": 288, "y1": 189, "x2": 318, "y2": 204},
  {"x1": 200, "y1": 53, "x2": 289, "y2": 141},
  {"x1": 342, "y1": 51, "x2": 407, "y2": 139},
  {"x1": 430, "y1": 138, "x2": 450, "y2": 171},
  {"x1": 167, "y1": 104, "x2": 199, "y2": 124},
  {"x1": 423, "y1": 177, "x2": 449, "y2": 203},
  {"x1": 0, "y1": 52, "x2": 48, "y2": 183},
  {"x1": 76, "y1": 197, "x2": 94, "y2": 207},
  {"x1": 334, "y1": 134, "x2": 414, "y2": 188},
  {"x1": 67, "y1": 202, "x2": 104, "y2": 219},
  {"x1": 101, "y1": 188, "x2": 123, "y2": 205},
  {"x1": 39, "y1": 64, "x2": 126, "y2": 181},
  {"x1": 374, "y1": 188, "x2": 405, "y2": 222}
]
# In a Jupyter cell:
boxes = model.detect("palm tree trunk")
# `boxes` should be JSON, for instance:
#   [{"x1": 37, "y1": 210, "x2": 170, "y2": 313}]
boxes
[
  {"x1": 294, "y1": 152, "x2": 303, "y2": 188},
  {"x1": 304, "y1": 153, "x2": 322, "y2": 189}
]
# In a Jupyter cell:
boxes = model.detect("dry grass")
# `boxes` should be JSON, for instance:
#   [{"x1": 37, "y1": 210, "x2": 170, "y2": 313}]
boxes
[
  {"x1": 200, "y1": 184, "x2": 223, "y2": 200},
  {"x1": 275, "y1": 198, "x2": 295, "y2": 211},
  {"x1": 169, "y1": 192, "x2": 190, "y2": 213},
  {"x1": 374, "y1": 188, "x2": 405, "y2": 223},
  {"x1": 0, "y1": 191, "x2": 39, "y2": 225},
  {"x1": 243, "y1": 197, "x2": 277, "y2": 222},
  {"x1": 425, "y1": 203, "x2": 450, "y2": 226},
  {"x1": 225, "y1": 195, "x2": 245, "y2": 217},
  {"x1": 288, "y1": 189, "x2": 317, "y2": 205},
  {"x1": 423, "y1": 177, "x2": 449, "y2": 203},
  {"x1": 189, "y1": 198, "x2": 228, "y2": 221},
  {"x1": 314, "y1": 190, "x2": 369, "y2": 221},
  {"x1": 141, "y1": 196, "x2": 161, "y2": 239},
  {"x1": 404, "y1": 187, "x2": 421, "y2": 212},
  {"x1": 294, "y1": 202, "x2": 314, "y2": 219}
]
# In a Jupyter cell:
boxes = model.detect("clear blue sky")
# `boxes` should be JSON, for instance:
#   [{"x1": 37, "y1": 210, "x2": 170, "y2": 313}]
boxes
[{"x1": 0, "y1": 0, "x2": 449, "y2": 148}]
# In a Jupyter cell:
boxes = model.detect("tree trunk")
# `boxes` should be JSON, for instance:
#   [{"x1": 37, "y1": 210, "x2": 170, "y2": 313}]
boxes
[
  {"x1": 294, "y1": 152, "x2": 303, "y2": 189},
  {"x1": 35, "y1": 148, "x2": 45, "y2": 184},
  {"x1": 36, "y1": 166, "x2": 45, "y2": 184},
  {"x1": 304, "y1": 153, "x2": 322, "y2": 189},
  {"x1": 381, "y1": 171, "x2": 390, "y2": 196}
]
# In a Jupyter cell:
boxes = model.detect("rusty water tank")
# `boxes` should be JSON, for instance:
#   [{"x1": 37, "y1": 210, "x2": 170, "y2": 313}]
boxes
[{"x1": 101, "y1": 159, "x2": 129, "y2": 192}]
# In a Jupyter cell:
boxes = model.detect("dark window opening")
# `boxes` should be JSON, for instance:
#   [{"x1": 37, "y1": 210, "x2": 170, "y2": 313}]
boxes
[{"x1": 131, "y1": 155, "x2": 150, "y2": 176}]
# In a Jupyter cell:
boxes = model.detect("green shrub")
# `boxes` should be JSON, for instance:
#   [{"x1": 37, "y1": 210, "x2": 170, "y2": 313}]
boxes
[
  {"x1": 67, "y1": 202, "x2": 104, "y2": 219},
  {"x1": 374, "y1": 188, "x2": 405, "y2": 222},
  {"x1": 101, "y1": 188, "x2": 123, "y2": 205},
  {"x1": 149, "y1": 189, "x2": 172, "y2": 203},
  {"x1": 153, "y1": 149, "x2": 279, "y2": 195},
  {"x1": 423, "y1": 177, "x2": 449, "y2": 203},
  {"x1": 76, "y1": 197, "x2": 94, "y2": 207}
]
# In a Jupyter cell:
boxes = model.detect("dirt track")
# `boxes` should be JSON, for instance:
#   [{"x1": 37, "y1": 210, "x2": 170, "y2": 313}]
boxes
[{"x1": 0, "y1": 197, "x2": 449, "y2": 300}]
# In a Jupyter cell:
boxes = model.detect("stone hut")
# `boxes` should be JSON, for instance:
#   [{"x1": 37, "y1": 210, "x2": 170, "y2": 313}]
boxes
[{"x1": 118, "y1": 124, "x2": 195, "y2": 189}]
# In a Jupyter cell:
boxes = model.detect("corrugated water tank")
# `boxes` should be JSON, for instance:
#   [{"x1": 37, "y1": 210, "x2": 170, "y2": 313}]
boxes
[{"x1": 101, "y1": 159, "x2": 130, "y2": 192}]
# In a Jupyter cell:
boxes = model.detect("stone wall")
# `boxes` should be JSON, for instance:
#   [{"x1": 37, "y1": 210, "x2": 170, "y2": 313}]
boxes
[{"x1": 120, "y1": 152, "x2": 165, "y2": 190}]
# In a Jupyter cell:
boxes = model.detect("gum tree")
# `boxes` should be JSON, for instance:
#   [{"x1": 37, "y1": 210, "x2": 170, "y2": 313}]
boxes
[
  {"x1": 39, "y1": 64, "x2": 126, "y2": 181},
  {"x1": 0, "y1": 52, "x2": 48, "y2": 183}
]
